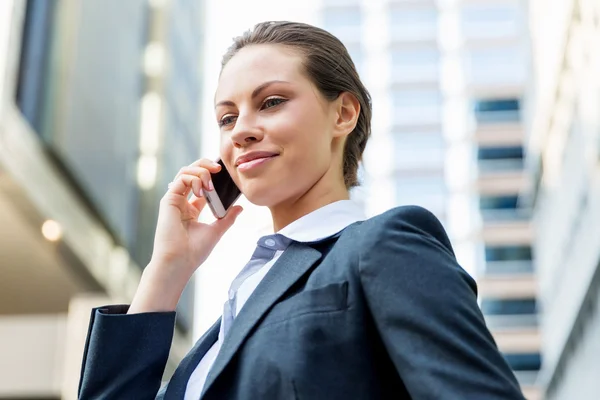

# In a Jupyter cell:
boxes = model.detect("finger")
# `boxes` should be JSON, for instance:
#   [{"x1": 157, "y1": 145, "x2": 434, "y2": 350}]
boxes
[
  {"x1": 168, "y1": 173, "x2": 202, "y2": 197},
  {"x1": 188, "y1": 158, "x2": 222, "y2": 173},
  {"x1": 174, "y1": 167, "x2": 215, "y2": 195},
  {"x1": 189, "y1": 193, "x2": 207, "y2": 212},
  {"x1": 211, "y1": 205, "x2": 243, "y2": 236}
]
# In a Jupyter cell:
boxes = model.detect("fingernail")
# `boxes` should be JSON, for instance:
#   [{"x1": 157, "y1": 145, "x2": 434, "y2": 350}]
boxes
[{"x1": 208, "y1": 180, "x2": 214, "y2": 191}]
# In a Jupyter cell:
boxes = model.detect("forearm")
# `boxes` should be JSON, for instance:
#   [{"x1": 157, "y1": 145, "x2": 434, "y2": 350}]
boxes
[{"x1": 128, "y1": 260, "x2": 191, "y2": 314}]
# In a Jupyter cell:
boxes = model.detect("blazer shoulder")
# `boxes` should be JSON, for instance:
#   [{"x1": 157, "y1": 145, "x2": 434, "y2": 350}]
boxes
[{"x1": 356, "y1": 205, "x2": 454, "y2": 257}]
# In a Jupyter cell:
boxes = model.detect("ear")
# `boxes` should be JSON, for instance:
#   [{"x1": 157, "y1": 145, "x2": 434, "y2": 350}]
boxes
[{"x1": 332, "y1": 92, "x2": 361, "y2": 139}]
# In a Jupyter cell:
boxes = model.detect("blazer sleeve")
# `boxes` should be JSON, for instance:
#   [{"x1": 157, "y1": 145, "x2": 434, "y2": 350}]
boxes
[
  {"x1": 78, "y1": 305, "x2": 176, "y2": 400},
  {"x1": 358, "y1": 206, "x2": 525, "y2": 400}
]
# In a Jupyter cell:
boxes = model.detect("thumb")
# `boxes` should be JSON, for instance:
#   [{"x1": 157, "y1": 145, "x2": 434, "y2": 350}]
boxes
[{"x1": 211, "y1": 205, "x2": 243, "y2": 237}]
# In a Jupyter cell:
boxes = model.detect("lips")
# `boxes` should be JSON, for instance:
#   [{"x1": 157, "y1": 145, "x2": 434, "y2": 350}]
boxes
[{"x1": 235, "y1": 151, "x2": 279, "y2": 168}]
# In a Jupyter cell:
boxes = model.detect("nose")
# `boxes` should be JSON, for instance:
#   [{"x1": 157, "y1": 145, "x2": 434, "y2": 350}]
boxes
[{"x1": 230, "y1": 114, "x2": 264, "y2": 148}]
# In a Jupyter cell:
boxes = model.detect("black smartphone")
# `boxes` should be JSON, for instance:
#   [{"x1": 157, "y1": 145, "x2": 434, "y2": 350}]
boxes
[{"x1": 205, "y1": 158, "x2": 242, "y2": 218}]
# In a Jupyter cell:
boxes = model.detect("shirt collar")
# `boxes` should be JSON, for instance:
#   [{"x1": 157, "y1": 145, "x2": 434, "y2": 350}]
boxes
[{"x1": 277, "y1": 200, "x2": 366, "y2": 243}]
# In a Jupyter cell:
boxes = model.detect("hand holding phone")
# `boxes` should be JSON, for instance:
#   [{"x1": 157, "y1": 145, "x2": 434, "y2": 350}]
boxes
[{"x1": 129, "y1": 158, "x2": 243, "y2": 314}]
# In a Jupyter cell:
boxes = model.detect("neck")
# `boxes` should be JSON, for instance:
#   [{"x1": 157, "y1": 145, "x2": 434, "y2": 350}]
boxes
[{"x1": 269, "y1": 174, "x2": 349, "y2": 232}]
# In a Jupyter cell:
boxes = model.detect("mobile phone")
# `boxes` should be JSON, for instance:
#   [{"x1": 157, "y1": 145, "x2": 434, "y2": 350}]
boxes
[{"x1": 204, "y1": 158, "x2": 242, "y2": 219}]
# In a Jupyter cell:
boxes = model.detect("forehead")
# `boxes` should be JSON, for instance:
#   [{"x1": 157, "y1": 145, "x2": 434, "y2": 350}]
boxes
[{"x1": 215, "y1": 44, "x2": 307, "y2": 102}]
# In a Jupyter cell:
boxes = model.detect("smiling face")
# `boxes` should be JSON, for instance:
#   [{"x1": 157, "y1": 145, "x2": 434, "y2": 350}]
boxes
[{"x1": 215, "y1": 44, "x2": 347, "y2": 208}]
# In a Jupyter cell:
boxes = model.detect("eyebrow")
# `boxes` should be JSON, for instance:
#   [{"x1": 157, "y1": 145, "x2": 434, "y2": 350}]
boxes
[{"x1": 215, "y1": 80, "x2": 291, "y2": 108}]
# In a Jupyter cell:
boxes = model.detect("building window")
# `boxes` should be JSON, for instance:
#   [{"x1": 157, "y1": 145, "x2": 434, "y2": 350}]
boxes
[
  {"x1": 477, "y1": 145, "x2": 525, "y2": 172},
  {"x1": 392, "y1": 89, "x2": 442, "y2": 126},
  {"x1": 478, "y1": 145, "x2": 524, "y2": 160},
  {"x1": 393, "y1": 131, "x2": 445, "y2": 170},
  {"x1": 395, "y1": 174, "x2": 446, "y2": 214},
  {"x1": 481, "y1": 298, "x2": 537, "y2": 315},
  {"x1": 15, "y1": 0, "x2": 58, "y2": 135},
  {"x1": 480, "y1": 195, "x2": 519, "y2": 210},
  {"x1": 389, "y1": 7, "x2": 438, "y2": 41},
  {"x1": 503, "y1": 353, "x2": 542, "y2": 371},
  {"x1": 485, "y1": 245, "x2": 532, "y2": 262},
  {"x1": 485, "y1": 261, "x2": 534, "y2": 275},
  {"x1": 466, "y1": 45, "x2": 525, "y2": 85},
  {"x1": 391, "y1": 47, "x2": 439, "y2": 83},
  {"x1": 473, "y1": 98, "x2": 521, "y2": 124},
  {"x1": 461, "y1": 3, "x2": 520, "y2": 39}
]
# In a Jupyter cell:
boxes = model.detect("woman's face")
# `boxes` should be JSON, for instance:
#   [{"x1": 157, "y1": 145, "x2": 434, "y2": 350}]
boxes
[{"x1": 215, "y1": 44, "x2": 343, "y2": 207}]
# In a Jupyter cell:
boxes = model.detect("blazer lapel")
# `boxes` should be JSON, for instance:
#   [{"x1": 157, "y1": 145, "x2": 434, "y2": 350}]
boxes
[
  {"x1": 164, "y1": 318, "x2": 221, "y2": 399},
  {"x1": 201, "y1": 242, "x2": 322, "y2": 396}
]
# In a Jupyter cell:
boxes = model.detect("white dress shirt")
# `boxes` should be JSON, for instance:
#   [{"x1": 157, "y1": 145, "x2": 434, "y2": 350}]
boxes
[{"x1": 184, "y1": 200, "x2": 366, "y2": 398}]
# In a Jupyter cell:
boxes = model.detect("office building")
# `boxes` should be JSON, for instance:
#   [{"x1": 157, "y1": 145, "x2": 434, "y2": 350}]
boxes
[
  {"x1": 0, "y1": 0, "x2": 204, "y2": 397},
  {"x1": 458, "y1": 1, "x2": 541, "y2": 398},
  {"x1": 525, "y1": 0, "x2": 600, "y2": 398},
  {"x1": 320, "y1": 1, "x2": 539, "y2": 398}
]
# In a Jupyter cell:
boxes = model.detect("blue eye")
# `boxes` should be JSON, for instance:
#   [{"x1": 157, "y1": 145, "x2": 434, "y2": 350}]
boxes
[
  {"x1": 262, "y1": 97, "x2": 286, "y2": 109},
  {"x1": 218, "y1": 115, "x2": 237, "y2": 127}
]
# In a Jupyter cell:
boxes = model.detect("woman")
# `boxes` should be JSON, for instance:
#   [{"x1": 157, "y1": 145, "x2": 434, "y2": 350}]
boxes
[{"x1": 78, "y1": 21, "x2": 525, "y2": 399}]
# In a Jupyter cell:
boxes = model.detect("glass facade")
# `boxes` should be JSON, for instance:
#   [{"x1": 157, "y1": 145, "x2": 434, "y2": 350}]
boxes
[
  {"x1": 15, "y1": 0, "x2": 57, "y2": 135},
  {"x1": 16, "y1": 0, "x2": 147, "y2": 258},
  {"x1": 504, "y1": 353, "x2": 542, "y2": 371},
  {"x1": 389, "y1": 7, "x2": 438, "y2": 41},
  {"x1": 390, "y1": 46, "x2": 439, "y2": 83},
  {"x1": 485, "y1": 245, "x2": 533, "y2": 262},
  {"x1": 395, "y1": 175, "x2": 446, "y2": 216},
  {"x1": 393, "y1": 131, "x2": 445, "y2": 171},
  {"x1": 461, "y1": 3, "x2": 520, "y2": 40},
  {"x1": 392, "y1": 89, "x2": 442, "y2": 126},
  {"x1": 474, "y1": 98, "x2": 521, "y2": 124},
  {"x1": 481, "y1": 298, "x2": 537, "y2": 315},
  {"x1": 479, "y1": 194, "x2": 530, "y2": 221},
  {"x1": 466, "y1": 44, "x2": 525, "y2": 86},
  {"x1": 13, "y1": 0, "x2": 203, "y2": 334}
]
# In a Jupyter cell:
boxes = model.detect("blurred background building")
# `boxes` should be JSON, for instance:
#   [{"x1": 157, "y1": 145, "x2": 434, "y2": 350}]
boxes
[
  {"x1": 2, "y1": 0, "x2": 600, "y2": 398},
  {"x1": 526, "y1": 0, "x2": 600, "y2": 398},
  {"x1": 319, "y1": 0, "x2": 539, "y2": 397},
  {"x1": 0, "y1": 0, "x2": 204, "y2": 397}
]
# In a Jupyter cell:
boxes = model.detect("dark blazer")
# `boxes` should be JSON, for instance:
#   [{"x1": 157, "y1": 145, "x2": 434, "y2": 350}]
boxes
[{"x1": 78, "y1": 206, "x2": 525, "y2": 399}]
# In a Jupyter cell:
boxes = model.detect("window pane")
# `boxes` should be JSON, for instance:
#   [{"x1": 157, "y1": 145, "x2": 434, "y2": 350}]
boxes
[
  {"x1": 393, "y1": 90, "x2": 441, "y2": 107},
  {"x1": 480, "y1": 195, "x2": 519, "y2": 210},
  {"x1": 481, "y1": 298, "x2": 537, "y2": 315},
  {"x1": 467, "y1": 45, "x2": 525, "y2": 85},
  {"x1": 391, "y1": 47, "x2": 439, "y2": 83},
  {"x1": 393, "y1": 132, "x2": 445, "y2": 170},
  {"x1": 395, "y1": 175, "x2": 446, "y2": 212},
  {"x1": 478, "y1": 145, "x2": 523, "y2": 160},
  {"x1": 474, "y1": 99, "x2": 521, "y2": 123},
  {"x1": 15, "y1": 0, "x2": 57, "y2": 134},
  {"x1": 503, "y1": 353, "x2": 542, "y2": 371},
  {"x1": 461, "y1": 3, "x2": 520, "y2": 39},
  {"x1": 389, "y1": 7, "x2": 437, "y2": 41},
  {"x1": 486, "y1": 261, "x2": 534, "y2": 275},
  {"x1": 485, "y1": 245, "x2": 532, "y2": 262},
  {"x1": 392, "y1": 89, "x2": 442, "y2": 126}
]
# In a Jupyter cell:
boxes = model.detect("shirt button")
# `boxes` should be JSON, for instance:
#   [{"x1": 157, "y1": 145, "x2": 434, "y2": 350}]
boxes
[{"x1": 265, "y1": 238, "x2": 276, "y2": 247}]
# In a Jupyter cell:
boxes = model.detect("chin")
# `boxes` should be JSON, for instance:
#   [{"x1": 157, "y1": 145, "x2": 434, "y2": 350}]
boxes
[{"x1": 240, "y1": 180, "x2": 290, "y2": 208}]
